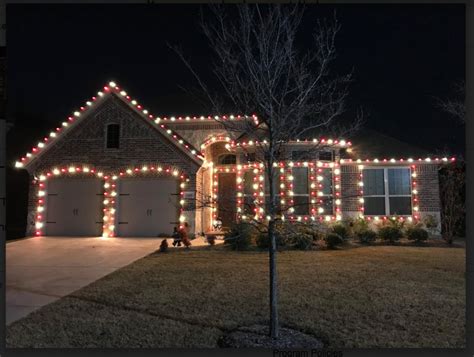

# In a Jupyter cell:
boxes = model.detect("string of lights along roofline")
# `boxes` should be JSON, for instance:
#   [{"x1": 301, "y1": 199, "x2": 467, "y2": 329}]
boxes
[
  {"x1": 13, "y1": 80, "x2": 456, "y2": 169},
  {"x1": 14, "y1": 81, "x2": 262, "y2": 168}
]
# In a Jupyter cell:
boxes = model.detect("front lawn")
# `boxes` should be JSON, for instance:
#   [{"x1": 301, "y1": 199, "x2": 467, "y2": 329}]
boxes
[{"x1": 6, "y1": 245, "x2": 465, "y2": 348}]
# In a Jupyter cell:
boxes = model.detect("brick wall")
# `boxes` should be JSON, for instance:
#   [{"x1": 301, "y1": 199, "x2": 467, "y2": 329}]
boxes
[
  {"x1": 415, "y1": 164, "x2": 441, "y2": 229},
  {"x1": 415, "y1": 164, "x2": 440, "y2": 211},
  {"x1": 24, "y1": 94, "x2": 200, "y2": 236},
  {"x1": 341, "y1": 164, "x2": 360, "y2": 217}
]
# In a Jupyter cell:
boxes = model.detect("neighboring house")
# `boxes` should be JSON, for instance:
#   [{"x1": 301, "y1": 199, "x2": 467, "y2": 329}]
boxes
[{"x1": 14, "y1": 81, "x2": 454, "y2": 238}]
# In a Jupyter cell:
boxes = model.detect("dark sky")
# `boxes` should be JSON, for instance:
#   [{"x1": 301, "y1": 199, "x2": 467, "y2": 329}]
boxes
[{"x1": 6, "y1": 4, "x2": 465, "y2": 159}]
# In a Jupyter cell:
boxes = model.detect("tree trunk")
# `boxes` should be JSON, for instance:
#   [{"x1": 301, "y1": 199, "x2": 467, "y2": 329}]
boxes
[{"x1": 268, "y1": 218, "x2": 279, "y2": 339}]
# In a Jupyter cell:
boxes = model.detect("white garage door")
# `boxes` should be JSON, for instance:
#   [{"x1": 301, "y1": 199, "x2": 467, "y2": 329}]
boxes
[
  {"x1": 117, "y1": 178, "x2": 178, "y2": 237},
  {"x1": 45, "y1": 178, "x2": 103, "y2": 236}
]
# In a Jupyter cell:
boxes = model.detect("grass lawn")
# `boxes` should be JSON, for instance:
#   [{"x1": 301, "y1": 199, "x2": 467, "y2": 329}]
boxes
[{"x1": 6, "y1": 245, "x2": 465, "y2": 348}]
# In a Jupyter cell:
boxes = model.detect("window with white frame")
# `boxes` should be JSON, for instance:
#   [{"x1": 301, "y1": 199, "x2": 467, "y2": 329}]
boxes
[
  {"x1": 292, "y1": 167, "x2": 310, "y2": 215},
  {"x1": 363, "y1": 168, "x2": 412, "y2": 216}
]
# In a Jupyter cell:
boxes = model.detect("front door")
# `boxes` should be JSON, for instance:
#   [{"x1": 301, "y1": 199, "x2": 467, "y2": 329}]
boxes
[{"x1": 217, "y1": 173, "x2": 237, "y2": 228}]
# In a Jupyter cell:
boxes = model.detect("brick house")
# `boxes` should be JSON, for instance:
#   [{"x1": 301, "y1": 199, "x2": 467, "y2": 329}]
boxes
[{"x1": 14, "y1": 81, "x2": 454, "y2": 238}]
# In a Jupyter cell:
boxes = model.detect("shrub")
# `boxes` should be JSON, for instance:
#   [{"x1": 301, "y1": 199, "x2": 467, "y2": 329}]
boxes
[
  {"x1": 159, "y1": 239, "x2": 169, "y2": 252},
  {"x1": 324, "y1": 233, "x2": 343, "y2": 249},
  {"x1": 356, "y1": 229, "x2": 377, "y2": 244},
  {"x1": 289, "y1": 233, "x2": 313, "y2": 250},
  {"x1": 256, "y1": 223, "x2": 317, "y2": 251},
  {"x1": 349, "y1": 217, "x2": 370, "y2": 237},
  {"x1": 224, "y1": 222, "x2": 255, "y2": 250},
  {"x1": 256, "y1": 232, "x2": 271, "y2": 249},
  {"x1": 423, "y1": 214, "x2": 439, "y2": 236},
  {"x1": 331, "y1": 223, "x2": 349, "y2": 240},
  {"x1": 378, "y1": 225, "x2": 403, "y2": 244},
  {"x1": 406, "y1": 226, "x2": 429, "y2": 244}
]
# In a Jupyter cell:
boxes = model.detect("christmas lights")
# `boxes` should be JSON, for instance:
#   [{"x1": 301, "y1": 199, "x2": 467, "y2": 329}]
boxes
[
  {"x1": 156, "y1": 114, "x2": 259, "y2": 125},
  {"x1": 33, "y1": 164, "x2": 188, "y2": 238},
  {"x1": 231, "y1": 138, "x2": 351, "y2": 149},
  {"x1": 340, "y1": 157, "x2": 455, "y2": 165},
  {"x1": 32, "y1": 165, "x2": 100, "y2": 237},
  {"x1": 14, "y1": 81, "x2": 206, "y2": 169}
]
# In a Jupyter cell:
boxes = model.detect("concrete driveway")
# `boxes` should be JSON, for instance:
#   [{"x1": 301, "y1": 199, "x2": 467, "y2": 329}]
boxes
[{"x1": 6, "y1": 236, "x2": 163, "y2": 325}]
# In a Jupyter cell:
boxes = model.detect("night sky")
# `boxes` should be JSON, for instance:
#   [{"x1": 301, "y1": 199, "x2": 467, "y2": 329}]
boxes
[{"x1": 7, "y1": 4, "x2": 465, "y2": 160}]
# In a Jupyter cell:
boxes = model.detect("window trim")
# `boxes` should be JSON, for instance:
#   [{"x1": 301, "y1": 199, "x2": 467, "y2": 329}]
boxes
[
  {"x1": 363, "y1": 167, "x2": 413, "y2": 216},
  {"x1": 105, "y1": 123, "x2": 121, "y2": 150}
]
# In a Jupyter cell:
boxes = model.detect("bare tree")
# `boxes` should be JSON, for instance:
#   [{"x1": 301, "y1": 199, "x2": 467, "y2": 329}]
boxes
[
  {"x1": 436, "y1": 80, "x2": 465, "y2": 123},
  {"x1": 172, "y1": 4, "x2": 360, "y2": 339},
  {"x1": 439, "y1": 161, "x2": 465, "y2": 245}
]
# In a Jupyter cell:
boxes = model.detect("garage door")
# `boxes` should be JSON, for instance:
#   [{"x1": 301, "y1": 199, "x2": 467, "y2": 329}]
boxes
[
  {"x1": 45, "y1": 177, "x2": 103, "y2": 236},
  {"x1": 117, "y1": 178, "x2": 178, "y2": 237}
]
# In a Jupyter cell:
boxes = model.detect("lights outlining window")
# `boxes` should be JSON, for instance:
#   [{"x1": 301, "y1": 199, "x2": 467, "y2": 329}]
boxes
[
  {"x1": 106, "y1": 124, "x2": 120, "y2": 149},
  {"x1": 362, "y1": 168, "x2": 412, "y2": 216}
]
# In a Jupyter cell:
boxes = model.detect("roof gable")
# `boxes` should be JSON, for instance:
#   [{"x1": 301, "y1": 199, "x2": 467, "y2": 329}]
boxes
[{"x1": 15, "y1": 81, "x2": 204, "y2": 169}]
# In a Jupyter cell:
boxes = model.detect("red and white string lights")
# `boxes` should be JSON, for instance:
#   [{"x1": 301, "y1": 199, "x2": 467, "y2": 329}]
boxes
[
  {"x1": 231, "y1": 138, "x2": 351, "y2": 149},
  {"x1": 357, "y1": 162, "x2": 421, "y2": 222},
  {"x1": 117, "y1": 165, "x2": 188, "y2": 230},
  {"x1": 340, "y1": 157, "x2": 455, "y2": 164},
  {"x1": 15, "y1": 81, "x2": 460, "y2": 230},
  {"x1": 15, "y1": 81, "x2": 206, "y2": 168},
  {"x1": 33, "y1": 164, "x2": 188, "y2": 238},
  {"x1": 33, "y1": 165, "x2": 103, "y2": 237},
  {"x1": 157, "y1": 114, "x2": 259, "y2": 125},
  {"x1": 411, "y1": 165, "x2": 419, "y2": 221}
]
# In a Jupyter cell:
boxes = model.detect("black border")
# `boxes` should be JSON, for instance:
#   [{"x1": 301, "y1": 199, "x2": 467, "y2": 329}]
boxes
[{"x1": 2, "y1": 1, "x2": 471, "y2": 357}]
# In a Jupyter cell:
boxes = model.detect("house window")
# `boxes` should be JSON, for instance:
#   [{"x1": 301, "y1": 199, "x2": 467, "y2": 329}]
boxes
[
  {"x1": 264, "y1": 170, "x2": 281, "y2": 214},
  {"x1": 292, "y1": 167, "x2": 309, "y2": 215},
  {"x1": 363, "y1": 168, "x2": 412, "y2": 216},
  {"x1": 243, "y1": 171, "x2": 256, "y2": 215},
  {"x1": 320, "y1": 168, "x2": 334, "y2": 215},
  {"x1": 318, "y1": 150, "x2": 333, "y2": 161},
  {"x1": 291, "y1": 150, "x2": 314, "y2": 161},
  {"x1": 218, "y1": 154, "x2": 236, "y2": 165},
  {"x1": 106, "y1": 124, "x2": 120, "y2": 149}
]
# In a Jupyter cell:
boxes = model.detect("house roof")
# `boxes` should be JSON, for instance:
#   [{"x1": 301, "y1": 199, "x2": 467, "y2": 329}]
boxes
[
  {"x1": 344, "y1": 128, "x2": 432, "y2": 160},
  {"x1": 14, "y1": 81, "x2": 206, "y2": 169}
]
